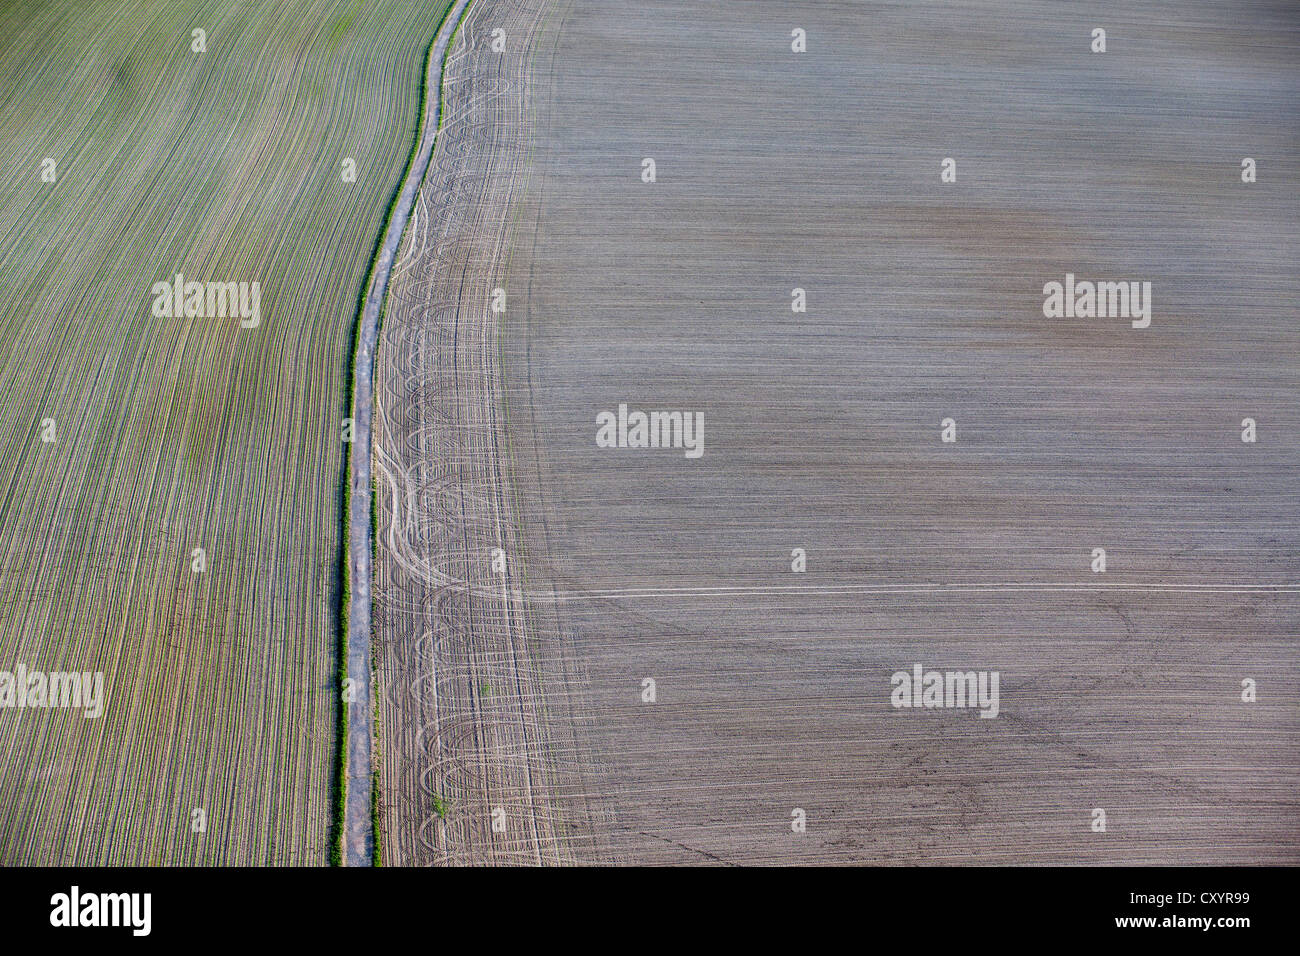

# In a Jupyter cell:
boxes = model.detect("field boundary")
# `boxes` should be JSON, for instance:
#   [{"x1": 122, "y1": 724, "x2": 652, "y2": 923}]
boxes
[{"x1": 339, "y1": 0, "x2": 473, "y2": 867}]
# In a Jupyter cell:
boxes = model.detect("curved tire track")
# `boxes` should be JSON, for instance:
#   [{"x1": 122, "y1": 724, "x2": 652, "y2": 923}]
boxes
[{"x1": 346, "y1": 0, "x2": 475, "y2": 868}]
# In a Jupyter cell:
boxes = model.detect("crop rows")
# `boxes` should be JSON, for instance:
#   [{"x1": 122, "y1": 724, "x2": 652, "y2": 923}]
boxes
[
  {"x1": 0, "y1": 0, "x2": 450, "y2": 864},
  {"x1": 494, "y1": 0, "x2": 1299, "y2": 863}
]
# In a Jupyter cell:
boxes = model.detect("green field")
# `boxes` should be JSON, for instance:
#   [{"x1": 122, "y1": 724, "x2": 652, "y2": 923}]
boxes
[{"x1": 0, "y1": 0, "x2": 450, "y2": 864}]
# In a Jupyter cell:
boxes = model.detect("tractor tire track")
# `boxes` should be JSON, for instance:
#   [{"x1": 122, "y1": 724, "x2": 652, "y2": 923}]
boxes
[
  {"x1": 371, "y1": 0, "x2": 609, "y2": 866},
  {"x1": 346, "y1": 0, "x2": 474, "y2": 868}
]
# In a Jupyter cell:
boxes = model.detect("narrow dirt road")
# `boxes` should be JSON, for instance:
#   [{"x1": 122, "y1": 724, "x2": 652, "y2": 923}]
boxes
[{"x1": 346, "y1": 0, "x2": 474, "y2": 868}]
